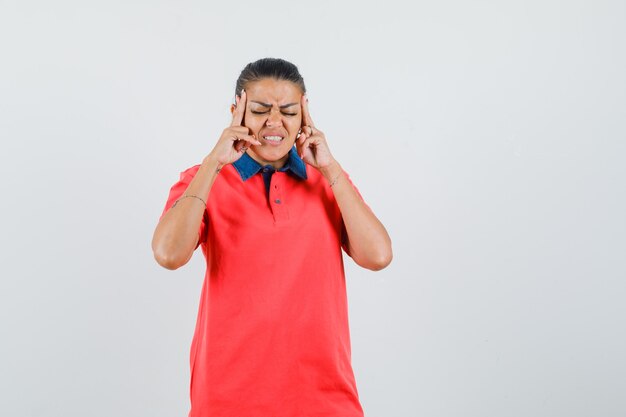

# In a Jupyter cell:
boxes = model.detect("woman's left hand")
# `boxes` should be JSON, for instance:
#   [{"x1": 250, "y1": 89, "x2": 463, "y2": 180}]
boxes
[{"x1": 296, "y1": 95, "x2": 336, "y2": 170}]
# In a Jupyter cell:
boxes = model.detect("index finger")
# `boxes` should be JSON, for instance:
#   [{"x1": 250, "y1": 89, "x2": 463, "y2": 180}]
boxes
[
  {"x1": 301, "y1": 94, "x2": 315, "y2": 128},
  {"x1": 231, "y1": 90, "x2": 246, "y2": 127}
]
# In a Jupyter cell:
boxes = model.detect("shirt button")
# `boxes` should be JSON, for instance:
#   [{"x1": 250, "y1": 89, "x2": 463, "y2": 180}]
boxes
[{"x1": 274, "y1": 199, "x2": 281, "y2": 204}]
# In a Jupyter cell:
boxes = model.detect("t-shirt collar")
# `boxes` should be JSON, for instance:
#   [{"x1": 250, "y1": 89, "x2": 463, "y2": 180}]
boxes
[{"x1": 232, "y1": 146, "x2": 308, "y2": 182}]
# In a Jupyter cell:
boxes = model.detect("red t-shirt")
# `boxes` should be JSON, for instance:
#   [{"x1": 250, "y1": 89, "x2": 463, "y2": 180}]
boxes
[{"x1": 160, "y1": 159, "x2": 367, "y2": 417}]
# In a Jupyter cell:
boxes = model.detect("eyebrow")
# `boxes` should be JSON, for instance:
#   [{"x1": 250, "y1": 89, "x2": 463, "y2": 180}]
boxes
[{"x1": 250, "y1": 101, "x2": 299, "y2": 109}]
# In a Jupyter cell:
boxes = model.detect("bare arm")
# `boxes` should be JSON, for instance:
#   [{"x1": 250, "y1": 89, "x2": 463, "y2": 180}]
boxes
[
  {"x1": 151, "y1": 157, "x2": 221, "y2": 270},
  {"x1": 321, "y1": 161, "x2": 392, "y2": 271},
  {"x1": 151, "y1": 90, "x2": 260, "y2": 270},
  {"x1": 296, "y1": 95, "x2": 392, "y2": 271}
]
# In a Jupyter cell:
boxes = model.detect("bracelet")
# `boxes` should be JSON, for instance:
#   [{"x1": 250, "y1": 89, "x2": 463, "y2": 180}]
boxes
[
  {"x1": 171, "y1": 194, "x2": 207, "y2": 209},
  {"x1": 329, "y1": 172, "x2": 341, "y2": 188}
]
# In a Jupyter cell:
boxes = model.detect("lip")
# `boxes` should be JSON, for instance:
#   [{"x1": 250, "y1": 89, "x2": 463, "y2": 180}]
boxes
[
  {"x1": 260, "y1": 131, "x2": 286, "y2": 146},
  {"x1": 262, "y1": 136, "x2": 285, "y2": 147},
  {"x1": 261, "y1": 131, "x2": 285, "y2": 139}
]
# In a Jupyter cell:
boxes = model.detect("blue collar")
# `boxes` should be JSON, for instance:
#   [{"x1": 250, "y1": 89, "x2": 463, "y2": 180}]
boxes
[{"x1": 232, "y1": 146, "x2": 308, "y2": 182}]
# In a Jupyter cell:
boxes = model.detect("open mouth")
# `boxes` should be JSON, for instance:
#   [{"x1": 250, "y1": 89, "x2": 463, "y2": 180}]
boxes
[
  {"x1": 263, "y1": 135, "x2": 285, "y2": 145},
  {"x1": 263, "y1": 135, "x2": 284, "y2": 142}
]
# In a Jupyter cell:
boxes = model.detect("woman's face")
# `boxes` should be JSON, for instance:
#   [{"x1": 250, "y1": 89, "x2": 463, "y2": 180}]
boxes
[{"x1": 233, "y1": 78, "x2": 303, "y2": 169}]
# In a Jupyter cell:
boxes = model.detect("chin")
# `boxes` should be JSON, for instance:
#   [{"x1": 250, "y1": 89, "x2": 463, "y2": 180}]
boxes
[
  {"x1": 257, "y1": 141, "x2": 294, "y2": 156},
  {"x1": 249, "y1": 146, "x2": 291, "y2": 165},
  {"x1": 260, "y1": 149, "x2": 290, "y2": 160}
]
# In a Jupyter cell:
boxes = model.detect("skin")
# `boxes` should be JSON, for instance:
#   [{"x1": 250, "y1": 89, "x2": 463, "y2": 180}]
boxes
[
  {"x1": 152, "y1": 78, "x2": 392, "y2": 271},
  {"x1": 232, "y1": 78, "x2": 303, "y2": 169}
]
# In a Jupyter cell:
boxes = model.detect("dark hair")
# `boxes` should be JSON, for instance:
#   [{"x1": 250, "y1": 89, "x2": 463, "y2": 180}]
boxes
[{"x1": 235, "y1": 58, "x2": 306, "y2": 98}]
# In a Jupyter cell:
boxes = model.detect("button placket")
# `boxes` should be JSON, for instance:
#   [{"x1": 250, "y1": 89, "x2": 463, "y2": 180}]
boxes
[{"x1": 269, "y1": 173, "x2": 289, "y2": 222}]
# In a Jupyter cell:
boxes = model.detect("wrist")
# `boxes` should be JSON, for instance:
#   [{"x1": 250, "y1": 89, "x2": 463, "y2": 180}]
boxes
[
  {"x1": 201, "y1": 154, "x2": 224, "y2": 173},
  {"x1": 320, "y1": 160, "x2": 342, "y2": 183}
]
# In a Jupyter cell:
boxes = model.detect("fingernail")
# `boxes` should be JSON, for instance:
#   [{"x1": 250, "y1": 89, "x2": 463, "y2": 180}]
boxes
[{"x1": 241, "y1": 88, "x2": 245, "y2": 95}]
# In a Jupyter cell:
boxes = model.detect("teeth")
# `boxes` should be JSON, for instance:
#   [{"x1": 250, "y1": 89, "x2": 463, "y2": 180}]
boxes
[{"x1": 264, "y1": 136, "x2": 283, "y2": 142}]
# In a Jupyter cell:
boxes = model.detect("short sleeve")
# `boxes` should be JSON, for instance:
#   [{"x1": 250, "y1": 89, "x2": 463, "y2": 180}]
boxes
[
  {"x1": 339, "y1": 170, "x2": 372, "y2": 255},
  {"x1": 159, "y1": 165, "x2": 208, "y2": 250}
]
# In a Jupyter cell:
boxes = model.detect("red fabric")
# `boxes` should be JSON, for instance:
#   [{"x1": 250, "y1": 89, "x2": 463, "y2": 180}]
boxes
[{"x1": 160, "y1": 163, "x2": 366, "y2": 417}]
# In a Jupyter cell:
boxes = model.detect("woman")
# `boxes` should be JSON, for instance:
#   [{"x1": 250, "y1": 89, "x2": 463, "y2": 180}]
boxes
[{"x1": 152, "y1": 58, "x2": 392, "y2": 417}]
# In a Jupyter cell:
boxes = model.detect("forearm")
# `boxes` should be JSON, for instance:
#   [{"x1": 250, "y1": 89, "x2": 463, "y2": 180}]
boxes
[
  {"x1": 320, "y1": 161, "x2": 393, "y2": 271},
  {"x1": 152, "y1": 156, "x2": 222, "y2": 269}
]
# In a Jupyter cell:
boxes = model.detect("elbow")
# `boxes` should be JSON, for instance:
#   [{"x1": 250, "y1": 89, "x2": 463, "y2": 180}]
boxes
[
  {"x1": 369, "y1": 236, "x2": 393, "y2": 271},
  {"x1": 154, "y1": 252, "x2": 184, "y2": 270},
  {"x1": 356, "y1": 244, "x2": 393, "y2": 271},
  {"x1": 152, "y1": 224, "x2": 195, "y2": 270},
  {"x1": 152, "y1": 240, "x2": 189, "y2": 270},
  {"x1": 366, "y1": 250, "x2": 393, "y2": 271}
]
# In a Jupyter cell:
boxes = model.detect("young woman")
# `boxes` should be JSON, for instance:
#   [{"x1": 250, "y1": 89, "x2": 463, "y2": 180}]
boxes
[{"x1": 152, "y1": 57, "x2": 392, "y2": 417}]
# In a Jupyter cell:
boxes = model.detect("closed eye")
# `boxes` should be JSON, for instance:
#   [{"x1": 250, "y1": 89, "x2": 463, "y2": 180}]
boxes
[{"x1": 251, "y1": 111, "x2": 297, "y2": 116}]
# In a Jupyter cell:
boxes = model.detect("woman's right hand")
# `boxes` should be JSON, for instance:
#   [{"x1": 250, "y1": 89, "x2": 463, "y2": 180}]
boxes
[{"x1": 205, "y1": 90, "x2": 261, "y2": 167}]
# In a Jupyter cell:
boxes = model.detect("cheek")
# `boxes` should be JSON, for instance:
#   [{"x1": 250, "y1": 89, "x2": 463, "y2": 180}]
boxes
[
  {"x1": 294, "y1": 115, "x2": 303, "y2": 129},
  {"x1": 290, "y1": 118, "x2": 302, "y2": 134}
]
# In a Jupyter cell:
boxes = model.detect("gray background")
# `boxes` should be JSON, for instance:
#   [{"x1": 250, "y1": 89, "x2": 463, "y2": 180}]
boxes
[{"x1": 1, "y1": 0, "x2": 625, "y2": 416}]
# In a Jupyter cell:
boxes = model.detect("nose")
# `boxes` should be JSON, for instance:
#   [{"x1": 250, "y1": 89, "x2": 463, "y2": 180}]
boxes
[{"x1": 265, "y1": 109, "x2": 283, "y2": 127}]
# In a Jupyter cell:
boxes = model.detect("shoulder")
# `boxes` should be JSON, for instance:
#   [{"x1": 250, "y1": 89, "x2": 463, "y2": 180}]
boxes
[
  {"x1": 304, "y1": 165, "x2": 356, "y2": 187},
  {"x1": 178, "y1": 164, "x2": 202, "y2": 181},
  {"x1": 178, "y1": 163, "x2": 241, "y2": 180}
]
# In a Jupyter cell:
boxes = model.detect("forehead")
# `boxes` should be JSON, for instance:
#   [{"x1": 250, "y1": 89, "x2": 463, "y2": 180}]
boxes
[{"x1": 246, "y1": 78, "x2": 302, "y2": 105}]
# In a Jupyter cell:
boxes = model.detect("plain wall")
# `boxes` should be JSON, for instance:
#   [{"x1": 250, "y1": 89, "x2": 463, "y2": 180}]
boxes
[{"x1": 1, "y1": 0, "x2": 625, "y2": 416}]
